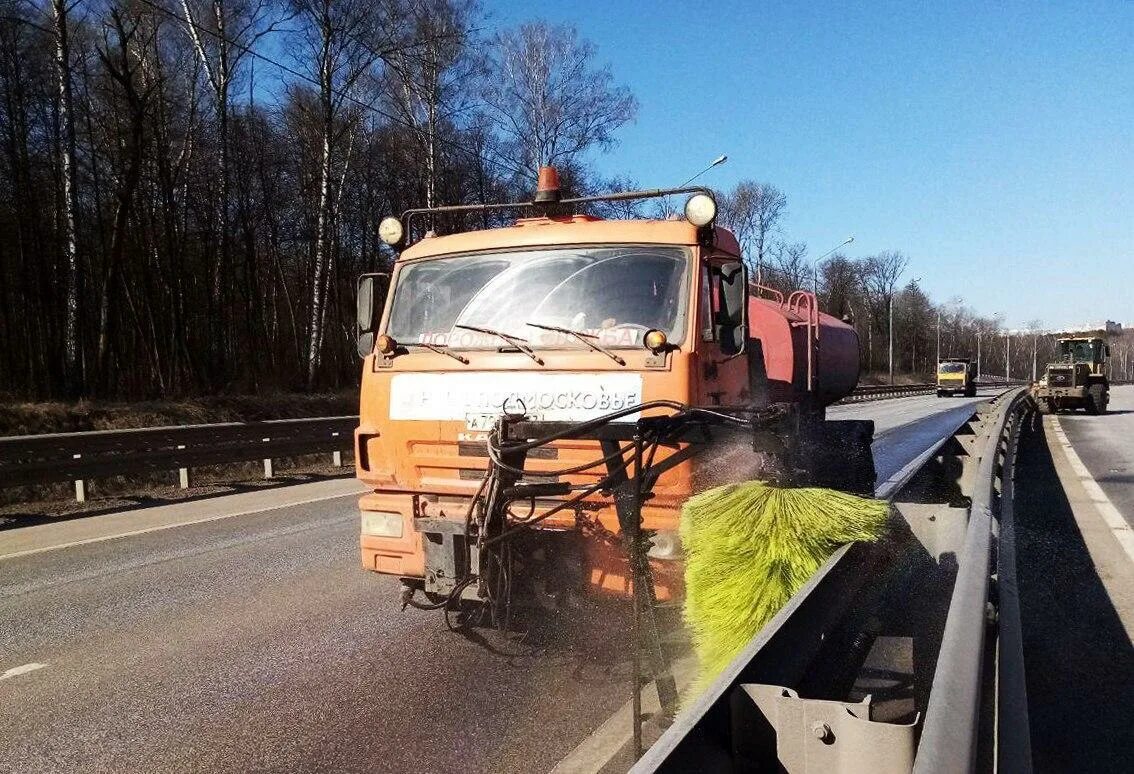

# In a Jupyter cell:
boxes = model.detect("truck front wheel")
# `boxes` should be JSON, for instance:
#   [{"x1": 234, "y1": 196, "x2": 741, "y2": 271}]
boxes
[{"x1": 1085, "y1": 384, "x2": 1107, "y2": 415}]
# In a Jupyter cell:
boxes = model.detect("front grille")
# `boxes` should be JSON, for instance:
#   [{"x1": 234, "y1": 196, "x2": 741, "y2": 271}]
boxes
[
  {"x1": 457, "y1": 442, "x2": 557, "y2": 460},
  {"x1": 457, "y1": 467, "x2": 560, "y2": 484},
  {"x1": 1048, "y1": 368, "x2": 1074, "y2": 386}
]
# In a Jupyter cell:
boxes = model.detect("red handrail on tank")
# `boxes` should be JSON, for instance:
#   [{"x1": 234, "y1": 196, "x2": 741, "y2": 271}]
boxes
[
  {"x1": 786, "y1": 290, "x2": 821, "y2": 394},
  {"x1": 750, "y1": 283, "x2": 785, "y2": 305}
]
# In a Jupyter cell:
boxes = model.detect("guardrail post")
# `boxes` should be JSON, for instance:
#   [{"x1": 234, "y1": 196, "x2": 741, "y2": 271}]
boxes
[
  {"x1": 177, "y1": 444, "x2": 190, "y2": 489},
  {"x1": 72, "y1": 452, "x2": 86, "y2": 502},
  {"x1": 263, "y1": 458, "x2": 273, "y2": 479},
  {"x1": 332, "y1": 450, "x2": 343, "y2": 467}
]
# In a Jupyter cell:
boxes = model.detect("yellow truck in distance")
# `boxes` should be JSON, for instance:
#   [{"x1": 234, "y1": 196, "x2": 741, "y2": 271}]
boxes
[{"x1": 937, "y1": 357, "x2": 977, "y2": 397}]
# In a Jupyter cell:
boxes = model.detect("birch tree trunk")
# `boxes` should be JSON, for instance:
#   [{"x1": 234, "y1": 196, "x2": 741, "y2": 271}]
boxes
[
  {"x1": 52, "y1": 0, "x2": 81, "y2": 395},
  {"x1": 305, "y1": 2, "x2": 335, "y2": 388}
]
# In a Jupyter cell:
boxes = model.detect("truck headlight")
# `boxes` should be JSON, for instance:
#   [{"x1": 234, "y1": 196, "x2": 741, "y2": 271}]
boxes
[
  {"x1": 361, "y1": 511, "x2": 403, "y2": 538},
  {"x1": 684, "y1": 194, "x2": 717, "y2": 227},
  {"x1": 378, "y1": 216, "x2": 404, "y2": 246}
]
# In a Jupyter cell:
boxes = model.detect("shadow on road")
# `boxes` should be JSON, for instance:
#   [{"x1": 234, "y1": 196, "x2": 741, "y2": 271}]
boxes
[{"x1": 1015, "y1": 420, "x2": 1134, "y2": 771}]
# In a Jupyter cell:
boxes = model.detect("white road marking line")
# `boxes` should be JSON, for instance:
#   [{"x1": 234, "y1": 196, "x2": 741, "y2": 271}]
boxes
[
  {"x1": 0, "y1": 490, "x2": 360, "y2": 562},
  {"x1": 1, "y1": 662, "x2": 48, "y2": 681},
  {"x1": 1050, "y1": 418, "x2": 1134, "y2": 564}
]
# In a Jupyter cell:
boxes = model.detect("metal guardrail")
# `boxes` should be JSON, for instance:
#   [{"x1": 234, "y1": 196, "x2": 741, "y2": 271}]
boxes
[
  {"x1": 0, "y1": 379, "x2": 1026, "y2": 502},
  {"x1": 914, "y1": 388, "x2": 1031, "y2": 773},
  {"x1": 634, "y1": 388, "x2": 1032, "y2": 773},
  {"x1": 840, "y1": 379, "x2": 1029, "y2": 404},
  {"x1": 0, "y1": 417, "x2": 356, "y2": 501},
  {"x1": 840, "y1": 383, "x2": 937, "y2": 401}
]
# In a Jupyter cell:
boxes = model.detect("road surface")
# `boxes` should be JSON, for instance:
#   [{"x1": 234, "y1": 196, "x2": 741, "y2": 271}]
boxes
[
  {"x1": 1013, "y1": 384, "x2": 1134, "y2": 770},
  {"x1": 1054, "y1": 384, "x2": 1134, "y2": 527},
  {"x1": 0, "y1": 390, "x2": 997, "y2": 774}
]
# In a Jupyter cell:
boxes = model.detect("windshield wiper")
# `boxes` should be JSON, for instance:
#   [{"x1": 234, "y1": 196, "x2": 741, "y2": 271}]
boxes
[
  {"x1": 526, "y1": 322, "x2": 626, "y2": 366},
  {"x1": 413, "y1": 340, "x2": 469, "y2": 365},
  {"x1": 454, "y1": 324, "x2": 544, "y2": 365}
]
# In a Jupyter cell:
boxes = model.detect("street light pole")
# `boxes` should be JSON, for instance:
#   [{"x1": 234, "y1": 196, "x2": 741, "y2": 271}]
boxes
[
  {"x1": 889, "y1": 296, "x2": 894, "y2": 385},
  {"x1": 936, "y1": 310, "x2": 941, "y2": 365},
  {"x1": 678, "y1": 154, "x2": 728, "y2": 188},
  {"x1": 887, "y1": 275, "x2": 919, "y2": 384},
  {"x1": 977, "y1": 331, "x2": 982, "y2": 380},
  {"x1": 1006, "y1": 334, "x2": 1011, "y2": 381},
  {"x1": 811, "y1": 236, "x2": 855, "y2": 298}
]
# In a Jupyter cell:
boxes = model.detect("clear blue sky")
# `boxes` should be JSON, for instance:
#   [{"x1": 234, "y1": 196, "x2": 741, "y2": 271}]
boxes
[{"x1": 491, "y1": 0, "x2": 1133, "y2": 330}]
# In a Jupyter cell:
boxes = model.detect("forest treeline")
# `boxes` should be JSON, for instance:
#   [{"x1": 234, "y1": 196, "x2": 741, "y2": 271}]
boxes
[
  {"x1": 2, "y1": 0, "x2": 643, "y2": 398},
  {"x1": 0, "y1": 1, "x2": 1105, "y2": 401}
]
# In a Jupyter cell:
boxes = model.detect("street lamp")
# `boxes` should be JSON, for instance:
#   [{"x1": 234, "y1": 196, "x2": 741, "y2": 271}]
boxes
[
  {"x1": 811, "y1": 236, "x2": 855, "y2": 297},
  {"x1": 936, "y1": 309, "x2": 942, "y2": 365},
  {"x1": 976, "y1": 330, "x2": 982, "y2": 380},
  {"x1": 678, "y1": 154, "x2": 728, "y2": 188}
]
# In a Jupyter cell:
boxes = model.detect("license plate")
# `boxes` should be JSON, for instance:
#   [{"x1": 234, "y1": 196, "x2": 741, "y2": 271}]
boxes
[
  {"x1": 465, "y1": 413, "x2": 498, "y2": 431},
  {"x1": 465, "y1": 412, "x2": 542, "y2": 430}
]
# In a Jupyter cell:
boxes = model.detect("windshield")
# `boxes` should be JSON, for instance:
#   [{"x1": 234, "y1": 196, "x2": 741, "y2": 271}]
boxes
[
  {"x1": 385, "y1": 246, "x2": 690, "y2": 349},
  {"x1": 939, "y1": 362, "x2": 967, "y2": 373},
  {"x1": 1060, "y1": 340, "x2": 1098, "y2": 362}
]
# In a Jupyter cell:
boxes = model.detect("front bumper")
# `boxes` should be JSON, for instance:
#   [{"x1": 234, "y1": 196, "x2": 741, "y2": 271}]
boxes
[
  {"x1": 358, "y1": 491, "x2": 682, "y2": 599},
  {"x1": 1033, "y1": 387, "x2": 1087, "y2": 400}
]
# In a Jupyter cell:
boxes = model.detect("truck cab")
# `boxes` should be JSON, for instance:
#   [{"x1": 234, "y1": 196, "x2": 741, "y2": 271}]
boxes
[
  {"x1": 936, "y1": 357, "x2": 977, "y2": 397},
  {"x1": 353, "y1": 172, "x2": 870, "y2": 605}
]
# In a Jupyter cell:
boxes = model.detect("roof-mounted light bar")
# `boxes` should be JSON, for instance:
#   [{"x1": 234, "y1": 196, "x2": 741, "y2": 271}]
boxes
[{"x1": 377, "y1": 166, "x2": 719, "y2": 248}]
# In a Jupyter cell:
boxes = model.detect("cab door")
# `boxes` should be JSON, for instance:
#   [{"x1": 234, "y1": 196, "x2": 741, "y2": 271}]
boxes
[{"x1": 693, "y1": 257, "x2": 750, "y2": 407}]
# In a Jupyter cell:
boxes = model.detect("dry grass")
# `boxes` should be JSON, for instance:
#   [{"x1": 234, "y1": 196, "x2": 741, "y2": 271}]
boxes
[
  {"x1": 0, "y1": 391, "x2": 357, "y2": 436},
  {"x1": 0, "y1": 392, "x2": 358, "y2": 520}
]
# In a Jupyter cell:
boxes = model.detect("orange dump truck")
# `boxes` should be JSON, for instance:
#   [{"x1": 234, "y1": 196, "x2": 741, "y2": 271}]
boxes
[{"x1": 353, "y1": 170, "x2": 872, "y2": 609}]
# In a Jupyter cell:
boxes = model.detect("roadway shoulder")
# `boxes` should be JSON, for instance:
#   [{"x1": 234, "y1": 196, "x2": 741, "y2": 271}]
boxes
[
  {"x1": 0, "y1": 477, "x2": 366, "y2": 560},
  {"x1": 1043, "y1": 416, "x2": 1134, "y2": 639}
]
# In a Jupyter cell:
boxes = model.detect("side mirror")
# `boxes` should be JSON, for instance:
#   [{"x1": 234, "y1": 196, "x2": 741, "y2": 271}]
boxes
[
  {"x1": 357, "y1": 273, "x2": 388, "y2": 357},
  {"x1": 715, "y1": 261, "x2": 748, "y2": 356}
]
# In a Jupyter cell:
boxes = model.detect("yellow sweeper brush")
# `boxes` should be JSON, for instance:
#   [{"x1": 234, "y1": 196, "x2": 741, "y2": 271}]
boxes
[{"x1": 680, "y1": 481, "x2": 889, "y2": 690}]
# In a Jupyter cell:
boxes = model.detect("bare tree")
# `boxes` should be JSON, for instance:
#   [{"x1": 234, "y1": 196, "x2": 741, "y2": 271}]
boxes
[
  {"x1": 718, "y1": 180, "x2": 786, "y2": 283},
  {"x1": 52, "y1": 0, "x2": 82, "y2": 394},
  {"x1": 289, "y1": 0, "x2": 390, "y2": 388},
  {"x1": 92, "y1": 5, "x2": 157, "y2": 391},
  {"x1": 177, "y1": 0, "x2": 281, "y2": 385},
  {"x1": 767, "y1": 239, "x2": 809, "y2": 291},
  {"x1": 384, "y1": 0, "x2": 478, "y2": 208},
  {"x1": 861, "y1": 251, "x2": 909, "y2": 325},
  {"x1": 482, "y1": 21, "x2": 637, "y2": 182},
  {"x1": 818, "y1": 254, "x2": 858, "y2": 318},
  {"x1": 861, "y1": 251, "x2": 909, "y2": 379}
]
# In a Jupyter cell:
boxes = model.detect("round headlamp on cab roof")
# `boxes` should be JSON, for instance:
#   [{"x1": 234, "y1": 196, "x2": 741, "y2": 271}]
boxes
[
  {"x1": 684, "y1": 193, "x2": 717, "y2": 227},
  {"x1": 378, "y1": 216, "x2": 405, "y2": 246}
]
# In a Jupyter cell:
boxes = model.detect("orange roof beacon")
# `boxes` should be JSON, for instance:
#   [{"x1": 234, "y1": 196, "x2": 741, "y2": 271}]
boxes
[{"x1": 354, "y1": 168, "x2": 872, "y2": 621}]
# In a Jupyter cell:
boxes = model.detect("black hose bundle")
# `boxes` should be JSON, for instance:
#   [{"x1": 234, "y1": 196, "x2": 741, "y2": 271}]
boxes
[{"x1": 401, "y1": 400, "x2": 774, "y2": 628}]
